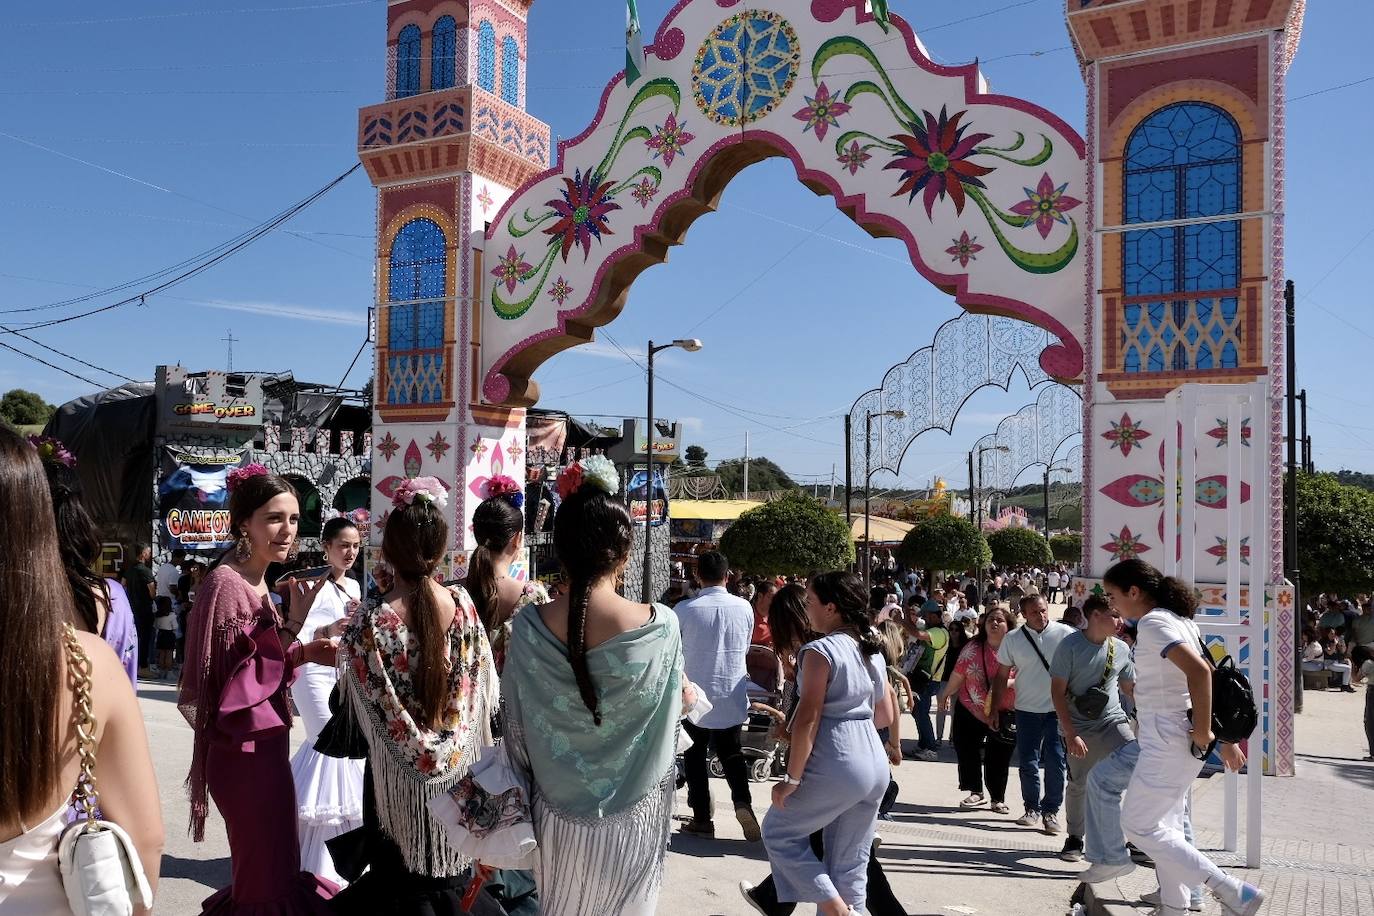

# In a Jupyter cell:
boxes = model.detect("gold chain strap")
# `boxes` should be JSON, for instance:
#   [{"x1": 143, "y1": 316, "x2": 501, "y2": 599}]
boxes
[{"x1": 61, "y1": 623, "x2": 100, "y2": 826}]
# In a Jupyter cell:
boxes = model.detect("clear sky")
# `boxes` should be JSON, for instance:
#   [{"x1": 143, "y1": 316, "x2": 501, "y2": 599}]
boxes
[{"x1": 3, "y1": 0, "x2": 1372, "y2": 493}]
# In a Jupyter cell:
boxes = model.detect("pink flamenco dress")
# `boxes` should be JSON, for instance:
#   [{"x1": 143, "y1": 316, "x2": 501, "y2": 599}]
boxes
[{"x1": 179, "y1": 564, "x2": 337, "y2": 914}]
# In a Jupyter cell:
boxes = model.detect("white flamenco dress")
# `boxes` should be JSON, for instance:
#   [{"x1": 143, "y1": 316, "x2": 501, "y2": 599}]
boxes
[{"x1": 289, "y1": 576, "x2": 365, "y2": 886}]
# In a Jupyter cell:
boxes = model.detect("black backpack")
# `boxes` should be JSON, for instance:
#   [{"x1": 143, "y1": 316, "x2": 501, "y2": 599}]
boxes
[{"x1": 1197, "y1": 637, "x2": 1258, "y2": 744}]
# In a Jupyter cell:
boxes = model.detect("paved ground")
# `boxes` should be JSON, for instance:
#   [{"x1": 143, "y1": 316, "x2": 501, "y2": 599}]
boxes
[{"x1": 143, "y1": 679, "x2": 1372, "y2": 915}]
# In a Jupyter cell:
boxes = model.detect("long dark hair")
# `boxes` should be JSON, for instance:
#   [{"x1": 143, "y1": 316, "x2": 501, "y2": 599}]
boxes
[
  {"x1": 808, "y1": 570, "x2": 883, "y2": 656},
  {"x1": 552, "y1": 486, "x2": 633, "y2": 726},
  {"x1": 1103, "y1": 558, "x2": 1198, "y2": 618},
  {"x1": 768, "y1": 583, "x2": 815, "y2": 654},
  {"x1": 380, "y1": 497, "x2": 451, "y2": 729},
  {"x1": 224, "y1": 472, "x2": 299, "y2": 566},
  {"x1": 0, "y1": 426, "x2": 69, "y2": 822},
  {"x1": 465, "y1": 495, "x2": 524, "y2": 629},
  {"x1": 972, "y1": 605, "x2": 1019, "y2": 644},
  {"x1": 42, "y1": 459, "x2": 108, "y2": 635}
]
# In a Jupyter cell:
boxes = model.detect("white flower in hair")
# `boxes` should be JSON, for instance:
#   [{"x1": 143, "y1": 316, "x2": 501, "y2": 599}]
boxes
[{"x1": 580, "y1": 455, "x2": 620, "y2": 496}]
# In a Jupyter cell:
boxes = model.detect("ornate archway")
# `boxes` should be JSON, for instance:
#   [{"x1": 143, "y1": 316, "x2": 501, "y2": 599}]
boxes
[{"x1": 479, "y1": 1, "x2": 1087, "y2": 406}]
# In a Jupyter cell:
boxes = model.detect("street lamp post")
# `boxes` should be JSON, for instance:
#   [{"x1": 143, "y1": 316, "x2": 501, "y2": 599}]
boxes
[
  {"x1": 642, "y1": 338, "x2": 702, "y2": 602},
  {"x1": 864, "y1": 408, "x2": 905, "y2": 591},
  {"x1": 1043, "y1": 461, "x2": 1072, "y2": 536},
  {"x1": 974, "y1": 444, "x2": 1011, "y2": 534}
]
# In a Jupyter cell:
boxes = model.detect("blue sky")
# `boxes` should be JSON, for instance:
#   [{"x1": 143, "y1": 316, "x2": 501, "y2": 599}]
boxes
[{"x1": 3, "y1": 0, "x2": 1372, "y2": 491}]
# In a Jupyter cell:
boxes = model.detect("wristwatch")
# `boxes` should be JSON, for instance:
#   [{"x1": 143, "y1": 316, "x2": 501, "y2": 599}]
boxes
[{"x1": 782, "y1": 773, "x2": 803, "y2": 786}]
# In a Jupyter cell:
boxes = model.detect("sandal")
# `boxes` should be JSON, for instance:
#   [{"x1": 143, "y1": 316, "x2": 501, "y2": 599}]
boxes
[
  {"x1": 991, "y1": 802, "x2": 1011, "y2": 814},
  {"x1": 959, "y1": 793, "x2": 986, "y2": 808}
]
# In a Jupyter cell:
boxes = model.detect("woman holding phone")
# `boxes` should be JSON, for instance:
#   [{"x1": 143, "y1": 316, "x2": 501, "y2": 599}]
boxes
[{"x1": 289, "y1": 515, "x2": 365, "y2": 886}]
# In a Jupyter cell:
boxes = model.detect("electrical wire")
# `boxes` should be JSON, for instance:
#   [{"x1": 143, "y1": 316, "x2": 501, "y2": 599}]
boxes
[
  {"x1": 0, "y1": 338, "x2": 104, "y2": 388},
  {"x1": 0, "y1": 323, "x2": 138, "y2": 384}
]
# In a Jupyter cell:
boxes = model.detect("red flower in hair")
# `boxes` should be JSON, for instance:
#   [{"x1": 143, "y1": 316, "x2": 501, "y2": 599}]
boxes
[{"x1": 557, "y1": 463, "x2": 585, "y2": 500}]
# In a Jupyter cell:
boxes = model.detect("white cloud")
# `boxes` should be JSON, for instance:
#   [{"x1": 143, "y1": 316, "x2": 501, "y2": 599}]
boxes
[{"x1": 186, "y1": 299, "x2": 366, "y2": 327}]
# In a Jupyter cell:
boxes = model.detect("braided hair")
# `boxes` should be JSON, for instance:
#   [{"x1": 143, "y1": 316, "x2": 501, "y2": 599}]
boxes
[
  {"x1": 380, "y1": 497, "x2": 450, "y2": 729},
  {"x1": 808, "y1": 570, "x2": 884, "y2": 657},
  {"x1": 466, "y1": 495, "x2": 524, "y2": 629},
  {"x1": 552, "y1": 485, "x2": 634, "y2": 726}
]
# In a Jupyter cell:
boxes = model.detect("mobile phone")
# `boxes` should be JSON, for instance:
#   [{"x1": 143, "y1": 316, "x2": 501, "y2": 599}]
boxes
[{"x1": 291, "y1": 566, "x2": 332, "y2": 581}]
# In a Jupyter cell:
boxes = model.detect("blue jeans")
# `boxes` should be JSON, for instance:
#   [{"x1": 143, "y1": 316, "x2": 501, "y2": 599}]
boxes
[
  {"x1": 914, "y1": 679, "x2": 942, "y2": 750},
  {"x1": 1086, "y1": 738, "x2": 1204, "y2": 908},
  {"x1": 1014, "y1": 710, "x2": 1065, "y2": 815}
]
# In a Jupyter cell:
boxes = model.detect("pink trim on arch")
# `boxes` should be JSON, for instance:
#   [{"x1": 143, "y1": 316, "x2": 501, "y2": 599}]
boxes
[{"x1": 483, "y1": 0, "x2": 1088, "y2": 401}]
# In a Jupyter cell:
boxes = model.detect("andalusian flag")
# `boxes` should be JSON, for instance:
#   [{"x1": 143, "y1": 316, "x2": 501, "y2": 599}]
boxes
[
  {"x1": 870, "y1": 0, "x2": 892, "y2": 33},
  {"x1": 626, "y1": 0, "x2": 645, "y2": 85}
]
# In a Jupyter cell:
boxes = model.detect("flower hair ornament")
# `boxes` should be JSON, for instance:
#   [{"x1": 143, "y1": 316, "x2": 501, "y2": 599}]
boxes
[
  {"x1": 27, "y1": 435, "x2": 76, "y2": 469},
  {"x1": 392, "y1": 476, "x2": 450, "y2": 510},
  {"x1": 485, "y1": 474, "x2": 524, "y2": 509},
  {"x1": 227, "y1": 463, "x2": 270, "y2": 491},
  {"x1": 556, "y1": 455, "x2": 619, "y2": 500}
]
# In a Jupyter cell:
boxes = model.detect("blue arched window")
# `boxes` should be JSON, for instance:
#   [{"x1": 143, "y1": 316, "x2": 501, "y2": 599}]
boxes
[
  {"x1": 1121, "y1": 103, "x2": 1241, "y2": 374},
  {"x1": 386, "y1": 219, "x2": 447, "y2": 405},
  {"x1": 477, "y1": 22, "x2": 496, "y2": 92},
  {"x1": 431, "y1": 16, "x2": 457, "y2": 91},
  {"x1": 500, "y1": 35, "x2": 520, "y2": 105},
  {"x1": 395, "y1": 24, "x2": 422, "y2": 98}
]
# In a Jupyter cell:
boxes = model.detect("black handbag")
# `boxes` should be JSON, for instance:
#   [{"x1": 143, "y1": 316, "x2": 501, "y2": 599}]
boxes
[
  {"x1": 992, "y1": 709, "x2": 1018, "y2": 746},
  {"x1": 1072, "y1": 637, "x2": 1116, "y2": 721}
]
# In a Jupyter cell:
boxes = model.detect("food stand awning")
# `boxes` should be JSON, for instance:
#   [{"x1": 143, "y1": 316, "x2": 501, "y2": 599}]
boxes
[
  {"x1": 670, "y1": 499, "x2": 764, "y2": 520},
  {"x1": 852, "y1": 515, "x2": 914, "y2": 544}
]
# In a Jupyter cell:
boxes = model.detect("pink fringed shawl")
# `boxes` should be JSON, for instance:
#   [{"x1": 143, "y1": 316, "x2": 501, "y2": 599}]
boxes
[{"x1": 177, "y1": 564, "x2": 294, "y2": 841}]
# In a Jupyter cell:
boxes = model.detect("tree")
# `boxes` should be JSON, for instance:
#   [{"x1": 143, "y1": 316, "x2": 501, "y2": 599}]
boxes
[
  {"x1": 716, "y1": 456, "x2": 796, "y2": 495},
  {"x1": 987, "y1": 527, "x2": 1053, "y2": 568},
  {"x1": 684, "y1": 444, "x2": 708, "y2": 468},
  {"x1": 0, "y1": 389, "x2": 54, "y2": 427},
  {"x1": 1049, "y1": 532, "x2": 1083, "y2": 564},
  {"x1": 896, "y1": 515, "x2": 990, "y2": 577},
  {"x1": 719, "y1": 492, "x2": 854, "y2": 576},
  {"x1": 1293, "y1": 472, "x2": 1374, "y2": 595}
]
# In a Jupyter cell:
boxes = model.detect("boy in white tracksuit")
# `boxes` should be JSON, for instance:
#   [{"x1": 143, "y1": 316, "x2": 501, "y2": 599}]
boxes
[{"x1": 1100, "y1": 559, "x2": 1265, "y2": 916}]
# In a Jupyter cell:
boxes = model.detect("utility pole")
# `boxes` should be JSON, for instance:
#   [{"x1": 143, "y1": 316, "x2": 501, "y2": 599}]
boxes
[
  {"x1": 844, "y1": 415, "x2": 853, "y2": 529},
  {"x1": 1284, "y1": 279, "x2": 1303, "y2": 714},
  {"x1": 743, "y1": 430, "x2": 750, "y2": 500},
  {"x1": 830, "y1": 464, "x2": 835, "y2": 503},
  {"x1": 223, "y1": 330, "x2": 238, "y2": 372},
  {"x1": 1297, "y1": 389, "x2": 1311, "y2": 472}
]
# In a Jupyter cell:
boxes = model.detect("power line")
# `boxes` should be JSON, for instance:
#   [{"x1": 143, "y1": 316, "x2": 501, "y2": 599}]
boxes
[
  {"x1": 0, "y1": 339, "x2": 104, "y2": 388},
  {"x1": 1, "y1": 164, "x2": 361, "y2": 331},
  {"x1": 0, "y1": 323, "x2": 138, "y2": 384}
]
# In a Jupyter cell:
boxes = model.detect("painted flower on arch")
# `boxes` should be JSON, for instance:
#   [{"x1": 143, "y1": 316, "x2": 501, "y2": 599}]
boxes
[
  {"x1": 886, "y1": 106, "x2": 994, "y2": 218},
  {"x1": 491, "y1": 245, "x2": 533, "y2": 294},
  {"x1": 425, "y1": 431, "x2": 451, "y2": 462},
  {"x1": 837, "y1": 140, "x2": 871, "y2": 175},
  {"x1": 645, "y1": 112, "x2": 695, "y2": 167},
  {"x1": 631, "y1": 176, "x2": 659, "y2": 209},
  {"x1": 544, "y1": 168, "x2": 620, "y2": 263},
  {"x1": 476, "y1": 185, "x2": 494, "y2": 214},
  {"x1": 1102, "y1": 412, "x2": 1150, "y2": 458},
  {"x1": 945, "y1": 231, "x2": 984, "y2": 268},
  {"x1": 377, "y1": 432, "x2": 400, "y2": 461},
  {"x1": 548, "y1": 276, "x2": 574, "y2": 306},
  {"x1": 793, "y1": 82, "x2": 851, "y2": 142},
  {"x1": 1102, "y1": 525, "x2": 1149, "y2": 561},
  {"x1": 1010, "y1": 172, "x2": 1082, "y2": 239}
]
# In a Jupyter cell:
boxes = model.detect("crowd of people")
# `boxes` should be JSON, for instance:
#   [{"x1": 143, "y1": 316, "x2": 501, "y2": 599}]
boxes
[{"x1": 0, "y1": 424, "x2": 1314, "y2": 916}]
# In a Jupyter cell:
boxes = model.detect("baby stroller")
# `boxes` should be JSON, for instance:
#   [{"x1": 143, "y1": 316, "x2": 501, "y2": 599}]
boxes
[{"x1": 709, "y1": 644, "x2": 788, "y2": 782}]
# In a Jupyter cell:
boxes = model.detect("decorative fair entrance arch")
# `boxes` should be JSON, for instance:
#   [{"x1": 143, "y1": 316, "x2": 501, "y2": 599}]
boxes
[{"x1": 479, "y1": 0, "x2": 1087, "y2": 406}]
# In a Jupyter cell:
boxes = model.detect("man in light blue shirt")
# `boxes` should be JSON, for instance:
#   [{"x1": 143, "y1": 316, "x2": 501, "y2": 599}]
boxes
[{"x1": 675, "y1": 550, "x2": 761, "y2": 841}]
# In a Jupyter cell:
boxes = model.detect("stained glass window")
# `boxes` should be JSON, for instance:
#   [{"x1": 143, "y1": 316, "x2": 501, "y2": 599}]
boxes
[
  {"x1": 477, "y1": 22, "x2": 496, "y2": 92},
  {"x1": 1122, "y1": 103, "x2": 1241, "y2": 374},
  {"x1": 501, "y1": 36, "x2": 520, "y2": 105},
  {"x1": 432, "y1": 16, "x2": 457, "y2": 91},
  {"x1": 396, "y1": 25, "x2": 422, "y2": 99},
  {"x1": 387, "y1": 219, "x2": 447, "y2": 404}
]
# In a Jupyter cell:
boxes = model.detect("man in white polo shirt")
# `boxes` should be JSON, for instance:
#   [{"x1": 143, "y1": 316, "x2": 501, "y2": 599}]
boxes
[{"x1": 990, "y1": 594, "x2": 1074, "y2": 834}]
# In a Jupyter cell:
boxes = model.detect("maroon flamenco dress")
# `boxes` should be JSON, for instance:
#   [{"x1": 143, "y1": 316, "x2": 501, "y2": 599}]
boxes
[{"x1": 179, "y1": 564, "x2": 337, "y2": 914}]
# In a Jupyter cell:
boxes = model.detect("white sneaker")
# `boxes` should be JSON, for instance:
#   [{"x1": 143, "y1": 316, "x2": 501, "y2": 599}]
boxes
[
  {"x1": 1042, "y1": 812, "x2": 1062, "y2": 835},
  {"x1": 1015, "y1": 809, "x2": 1041, "y2": 827},
  {"x1": 1141, "y1": 889, "x2": 1203, "y2": 912},
  {"x1": 1079, "y1": 861, "x2": 1136, "y2": 884},
  {"x1": 959, "y1": 792, "x2": 986, "y2": 808},
  {"x1": 1210, "y1": 878, "x2": 1266, "y2": 916}
]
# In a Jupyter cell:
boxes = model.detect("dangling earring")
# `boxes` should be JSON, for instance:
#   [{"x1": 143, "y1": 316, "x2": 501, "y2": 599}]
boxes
[
  {"x1": 286, "y1": 538, "x2": 299, "y2": 562},
  {"x1": 235, "y1": 534, "x2": 252, "y2": 562}
]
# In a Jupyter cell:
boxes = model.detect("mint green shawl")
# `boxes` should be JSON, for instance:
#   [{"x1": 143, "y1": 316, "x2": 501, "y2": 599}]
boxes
[{"x1": 503, "y1": 603, "x2": 682, "y2": 819}]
